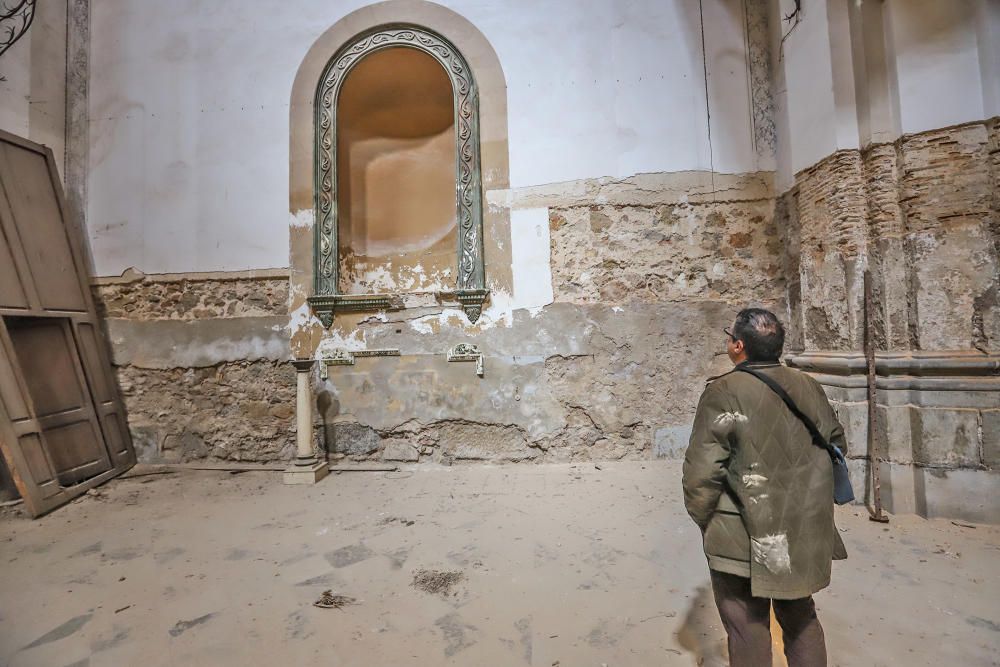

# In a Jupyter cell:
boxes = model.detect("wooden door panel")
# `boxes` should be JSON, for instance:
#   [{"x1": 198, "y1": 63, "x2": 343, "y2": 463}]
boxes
[
  {"x1": 0, "y1": 220, "x2": 28, "y2": 309},
  {"x1": 44, "y1": 421, "x2": 110, "y2": 485},
  {"x1": 75, "y1": 322, "x2": 114, "y2": 404},
  {"x1": 4, "y1": 316, "x2": 113, "y2": 488},
  {"x1": 0, "y1": 177, "x2": 36, "y2": 310},
  {"x1": 16, "y1": 433, "x2": 57, "y2": 494},
  {"x1": 0, "y1": 143, "x2": 86, "y2": 312},
  {"x1": 100, "y1": 414, "x2": 130, "y2": 460},
  {"x1": 0, "y1": 129, "x2": 136, "y2": 517},
  {"x1": 73, "y1": 321, "x2": 134, "y2": 466},
  {"x1": 7, "y1": 318, "x2": 88, "y2": 415},
  {"x1": 0, "y1": 343, "x2": 29, "y2": 421}
]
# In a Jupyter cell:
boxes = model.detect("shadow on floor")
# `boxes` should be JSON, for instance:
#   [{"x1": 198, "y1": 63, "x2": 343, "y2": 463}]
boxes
[{"x1": 675, "y1": 580, "x2": 788, "y2": 667}]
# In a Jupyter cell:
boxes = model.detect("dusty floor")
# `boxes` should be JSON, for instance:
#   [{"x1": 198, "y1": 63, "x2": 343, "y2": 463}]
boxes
[{"x1": 0, "y1": 462, "x2": 997, "y2": 667}]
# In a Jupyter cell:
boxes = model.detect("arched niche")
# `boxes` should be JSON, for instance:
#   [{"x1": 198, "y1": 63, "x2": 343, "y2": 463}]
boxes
[{"x1": 307, "y1": 24, "x2": 489, "y2": 327}]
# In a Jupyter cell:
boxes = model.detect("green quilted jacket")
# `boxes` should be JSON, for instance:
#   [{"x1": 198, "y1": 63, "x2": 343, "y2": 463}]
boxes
[{"x1": 682, "y1": 361, "x2": 848, "y2": 600}]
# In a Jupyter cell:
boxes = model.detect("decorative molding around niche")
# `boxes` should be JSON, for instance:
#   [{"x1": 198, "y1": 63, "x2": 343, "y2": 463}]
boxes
[{"x1": 308, "y1": 24, "x2": 489, "y2": 328}]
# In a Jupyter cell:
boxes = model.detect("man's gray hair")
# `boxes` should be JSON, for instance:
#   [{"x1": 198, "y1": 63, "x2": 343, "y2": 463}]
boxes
[{"x1": 732, "y1": 308, "x2": 785, "y2": 361}]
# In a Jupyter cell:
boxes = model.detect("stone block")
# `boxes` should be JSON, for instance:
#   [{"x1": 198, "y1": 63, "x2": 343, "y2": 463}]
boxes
[
  {"x1": 130, "y1": 425, "x2": 160, "y2": 463},
  {"x1": 653, "y1": 425, "x2": 692, "y2": 459},
  {"x1": 845, "y1": 457, "x2": 870, "y2": 507},
  {"x1": 283, "y1": 461, "x2": 329, "y2": 485},
  {"x1": 829, "y1": 400, "x2": 867, "y2": 458},
  {"x1": 382, "y1": 440, "x2": 419, "y2": 462},
  {"x1": 910, "y1": 466, "x2": 1000, "y2": 524},
  {"x1": 910, "y1": 408, "x2": 981, "y2": 467},
  {"x1": 331, "y1": 422, "x2": 380, "y2": 456},
  {"x1": 437, "y1": 422, "x2": 535, "y2": 462},
  {"x1": 245, "y1": 400, "x2": 270, "y2": 418},
  {"x1": 878, "y1": 404, "x2": 913, "y2": 465}
]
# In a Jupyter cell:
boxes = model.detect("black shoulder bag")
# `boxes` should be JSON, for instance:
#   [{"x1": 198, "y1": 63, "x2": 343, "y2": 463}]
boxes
[{"x1": 736, "y1": 366, "x2": 855, "y2": 505}]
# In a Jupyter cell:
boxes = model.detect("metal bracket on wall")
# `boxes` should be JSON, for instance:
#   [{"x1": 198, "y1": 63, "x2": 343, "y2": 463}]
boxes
[
  {"x1": 318, "y1": 348, "x2": 400, "y2": 379},
  {"x1": 447, "y1": 343, "x2": 484, "y2": 378}
]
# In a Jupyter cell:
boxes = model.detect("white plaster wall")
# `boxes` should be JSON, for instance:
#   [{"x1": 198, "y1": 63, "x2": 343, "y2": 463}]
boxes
[
  {"x1": 0, "y1": 1, "x2": 67, "y2": 176},
  {"x1": 509, "y1": 208, "x2": 553, "y2": 312},
  {"x1": 885, "y1": 0, "x2": 988, "y2": 135},
  {"x1": 772, "y1": 0, "x2": 996, "y2": 188},
  {"x1": 977, "y1": 0, "x2": 1000, "y2": 118},
  {"x1": 86, "y1": 0, "x2": 766, "y2": 276},
  {"x1": 772, "y1": 0, "x2": 842, "y2": 177}
]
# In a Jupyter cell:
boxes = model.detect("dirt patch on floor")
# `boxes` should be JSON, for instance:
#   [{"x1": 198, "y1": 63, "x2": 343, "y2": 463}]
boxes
[
  {"x1": 378, "y1": 516, "x2": 415, "y2": 527},
  {"x1": 411, "y1": 569, "x2": 464, "y2": 596},
  {"x1": 313, "y1": 590, "x2": 357, "y2": 609}
]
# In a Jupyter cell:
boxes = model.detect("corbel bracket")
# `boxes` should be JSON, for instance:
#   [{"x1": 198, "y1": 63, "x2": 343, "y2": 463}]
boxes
[
  {"x1": 447, "y1": 343, "x2": 484, "y2": 377},
  {"x1": 455, "y1": 289, "x2": 490, "y2": 324},
  {"x1": 307, "y1": 294, "x2": 401, "y2": 329}
]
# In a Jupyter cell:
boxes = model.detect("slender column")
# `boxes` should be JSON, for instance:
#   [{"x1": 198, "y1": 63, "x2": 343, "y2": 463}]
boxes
[
  {"x1": 283, "y1": 359, "x2": 328, "y2": 484},
  {"x1": 293, "y1": 359, "x2": 316, "y2": 464}
]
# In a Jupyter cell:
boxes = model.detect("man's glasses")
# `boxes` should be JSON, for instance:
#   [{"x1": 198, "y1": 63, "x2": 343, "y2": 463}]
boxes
[{"x1": 724, "y1": 327, "x2": 735, "y2": 342}]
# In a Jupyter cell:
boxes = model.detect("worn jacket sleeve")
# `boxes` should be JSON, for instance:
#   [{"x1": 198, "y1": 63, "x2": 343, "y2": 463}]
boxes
[
  {"x1": 682, "y1": 383, "x2": 735, "y2": 528},
  {"x1": 808, "y1": 375, "x2": 849, "y2": 456}
]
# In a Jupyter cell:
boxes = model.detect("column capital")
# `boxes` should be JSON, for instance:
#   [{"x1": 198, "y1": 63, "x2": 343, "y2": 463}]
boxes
[{"x1": 291, "y1": 358, "x2": 316, "y2": 373}]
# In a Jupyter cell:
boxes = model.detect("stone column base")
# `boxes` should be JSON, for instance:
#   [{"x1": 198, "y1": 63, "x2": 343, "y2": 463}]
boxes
[{"x1": 283, "y1": 461, "x2": 329, "y2": 485}]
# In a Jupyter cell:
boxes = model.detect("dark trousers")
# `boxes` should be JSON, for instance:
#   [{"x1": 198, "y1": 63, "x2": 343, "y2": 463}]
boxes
[{"x1": 710, "y1": 570, "x2": 827, "y2": 667}]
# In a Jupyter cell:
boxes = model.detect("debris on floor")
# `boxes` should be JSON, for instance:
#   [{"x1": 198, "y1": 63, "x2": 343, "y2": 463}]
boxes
[
  {"x1": 411, "y1": 569, "x2": 464, "y2": 596},
  {"x1": 378, "y1": 516, "x2": 416, "y2": 526},
  {"x1": 313, "y1": 590, "x2": 357, "y2": 609}
]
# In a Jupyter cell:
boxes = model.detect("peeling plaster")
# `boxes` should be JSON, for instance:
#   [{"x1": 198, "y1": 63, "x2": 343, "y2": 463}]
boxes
[
  {"x1": 316, "y1": 328, "x2": 367, "y2": 354},
  {"x1": 510, "y1": 207, "x2": 554, "y2": 312},
  {"x1": 290, "y1": 209, "x2": 314, "y2": 228},
  {"x1": 288, "y1": 302, "x2": 315, "y2": 336}
]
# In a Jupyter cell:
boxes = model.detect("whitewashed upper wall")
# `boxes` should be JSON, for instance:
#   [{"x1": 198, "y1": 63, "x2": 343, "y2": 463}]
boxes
[
  {"x1": 771, "y1": 0, "x2": 998, "y2": 190},
  {"x1": 0, "y1": 1, "x2": 67, "y2": 176},
  {"x1": 886, "y1": 0, "x2": 991, "y2": 135},
  {"x1": 86, "y1": 0, "x2": 767, "y2": 276}
]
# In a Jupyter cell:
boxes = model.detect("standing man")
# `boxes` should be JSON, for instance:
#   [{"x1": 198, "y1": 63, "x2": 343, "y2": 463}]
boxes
[{"x1": 682, "y1": 308, "x2": 848, "y2": 667}]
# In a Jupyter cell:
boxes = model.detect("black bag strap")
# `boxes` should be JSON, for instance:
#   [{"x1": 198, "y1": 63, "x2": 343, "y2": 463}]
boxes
[{"x1": 735, "y1": 366, "x2": 842, "y2": 463}]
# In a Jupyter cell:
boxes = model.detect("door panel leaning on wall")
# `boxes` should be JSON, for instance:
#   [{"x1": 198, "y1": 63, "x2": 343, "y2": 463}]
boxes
[{"x1": 0, "y1": 129, "x2": 136, "y2": 517}]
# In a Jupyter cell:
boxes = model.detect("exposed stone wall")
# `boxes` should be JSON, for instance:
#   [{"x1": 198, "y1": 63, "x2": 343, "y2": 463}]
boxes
[
  {"x1": 121, "y1": 361, "x2": 296, "y2": 462},
  {"x1": 774, "y1": 190, "x2": 804, "y2": 351},
  {"x1": 92, "y1": 272, "x2": 294, "y2": 463},
  {"x1": 861, "y1": 143, "x2": 907, "y2": 350},
  {"x1": 793, "y1": 151, "x2": 867, "y2": 351},
  {"x1": 783, "y1": 118, "x2": 1000, "y2": 522},
  {"x1": 787, "y1": 118, "x2": 1000, "y2": 355},
  {"x1": 94, "y1": 275, "x2": 288, "y2": 320},
  {"x1": 548, "y1": 200, "x2": 782, "y2": 304}
]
